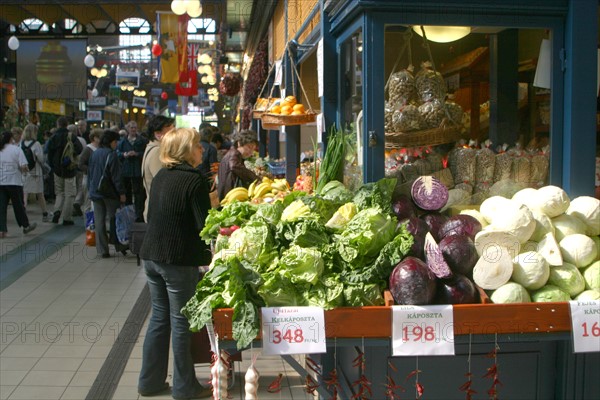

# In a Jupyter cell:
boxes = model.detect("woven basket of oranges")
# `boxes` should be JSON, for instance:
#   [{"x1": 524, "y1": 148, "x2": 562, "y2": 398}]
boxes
[
  {"x1": 252, "y1": 97, "x2": 276, "y2": 119},
  {"x1": 261, "y1": 95, "x2": 316, "y2": 126}
]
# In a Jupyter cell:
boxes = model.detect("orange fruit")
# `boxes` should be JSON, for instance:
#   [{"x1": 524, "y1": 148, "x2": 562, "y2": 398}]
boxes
[
  {"x1": 284, "y1": 95, "x2": 297, "y2": 106},
  {"x1": 280, "y1": 109, "x2": 291, "y2": 116},
  {"x1": 291, "y1": 110, "x2": 303, "y2": 115},
  {"x1": 280, "y1": 105, "x2": 292, "y2": 114},
  {"x1": 269, "y1": 105, "x2": 281, "y2": 114},
  {"x1": 292, "y1": 104, "x2": 305, "y2": 113}
]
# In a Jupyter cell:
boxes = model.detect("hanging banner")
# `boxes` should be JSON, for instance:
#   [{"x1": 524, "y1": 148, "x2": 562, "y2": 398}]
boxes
[
  {"x1": 157, "y1": 12, "x2": 188, "y2": 84},
  {"x1": 176, "y1": 38, "x2": 199, "y2": 97}
]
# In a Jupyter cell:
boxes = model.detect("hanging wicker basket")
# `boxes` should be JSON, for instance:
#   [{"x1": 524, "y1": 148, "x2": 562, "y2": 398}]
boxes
[
  {"x1": 253, "y1": 97, "x2": 276, "y2": 119},
  {"x1": 385, "y1": 118, "x2": 465, "y2": 149},
  {"x1": 261, "y1": 110, "x2": 317, "y2": 126}
]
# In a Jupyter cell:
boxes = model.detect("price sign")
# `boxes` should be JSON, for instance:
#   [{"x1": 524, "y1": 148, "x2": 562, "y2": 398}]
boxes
[
  {"x1": 392, "y1": 305, "x2": 455, "y2": 356},
  {"x1": 261, "y1": 307, "x2": 326, "y2": 355},
  {"x1": 569, "y1": 300, "x2": 600, "y2": 353}
]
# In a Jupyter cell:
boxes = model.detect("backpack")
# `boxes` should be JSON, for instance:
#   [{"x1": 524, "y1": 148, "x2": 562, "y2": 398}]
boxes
[
  {"x1": 21, "y1": 141, "x2": 36, "y2": 171},
  {"x1": 61, "y1": 132, "x2": 77, "y2": 170}
]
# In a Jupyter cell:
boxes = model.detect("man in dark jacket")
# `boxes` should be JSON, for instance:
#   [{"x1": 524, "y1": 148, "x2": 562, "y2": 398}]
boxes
[
  {"x1": 47, "y1": 117, "x2": 83, "y2": 225},
  {"x1": 116, "y1": 121, "x2": 147, "y2": 222},
  {"x1": 216, "y1": 130, "x2": 259, "y2": 201}
]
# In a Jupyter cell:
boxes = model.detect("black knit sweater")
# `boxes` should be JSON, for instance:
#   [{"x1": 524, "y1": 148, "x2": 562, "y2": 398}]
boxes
[{"x1": 140, "y1": 163, "x2": 212, "y2": 266}]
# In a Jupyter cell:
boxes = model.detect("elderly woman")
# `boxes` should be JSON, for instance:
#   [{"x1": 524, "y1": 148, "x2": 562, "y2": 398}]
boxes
[
  {"x1": 87, "y1": 130, "x2": 127, "y2": 258},
  {"x1": 138, "y1": 127, "x2": 211, "y2": 400},
  {"x1": 216, "y1": 129, "x2": 259, "y2": 201},
  {"x1": 141, "y1": 115, "x2": 174, "y2": 222},
  {"x1": 21, "y1": 124, "x2": 50, "y2": 221},
  {"x1": 0, "y1": 131, "x2": 37, "y2": 238}
]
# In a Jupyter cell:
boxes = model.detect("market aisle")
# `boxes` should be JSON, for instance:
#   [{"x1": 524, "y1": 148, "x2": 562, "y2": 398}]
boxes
[{"x1": 1, "y1": 207, "x2": 310, "y2": 400}]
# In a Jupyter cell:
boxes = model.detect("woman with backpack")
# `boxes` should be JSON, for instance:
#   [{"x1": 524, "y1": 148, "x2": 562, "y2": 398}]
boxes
[{"x1": 21, "y1": 124, "x2": 50, "y2": 222}]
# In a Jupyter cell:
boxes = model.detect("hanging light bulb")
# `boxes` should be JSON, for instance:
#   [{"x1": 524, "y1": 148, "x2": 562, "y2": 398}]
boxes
[
  {"x1": 96, "y1": 45, "x2": 103, "y2": 52},
  {"x1": 141, "y1": 109, "x2": 146, "y2": 114},
  {"x1": 201, "y1": 76, "x2": 208, "y2": 84},
  {"x1": 198, "y1": 53, "x2": 212, "y2": 64},
  {"x1": 187, "y1": 0, "x2": 202, "y2": 18},
  {"x1": 91, "y1": 68, "x2": 99, "y2": 77},
  {"x1": 412, "y1": 25, "x2": 471, "y2": 43},
  {"x1": 8, "y1": 36, "x2": 19, "y2": 50},
  {"x1": 125, "y1": 109, "x2": 130, "y2": 114},
  {"x1": 120, "y1": 85, "x2": 127, "y2": 91},
  {"x1": 91, "y1": 88, "x2": 99, "y2": 97},
  {"x1": 207, "y1": 75, "x2": 216, "y2": 85},
  {"x1": 84, "y1": 54, "x2": 95, "y2": 68},
  {"x1": 171, "y1": 0, "x2": 187, "y2": 15},
  {"x1": 133, "y1": 107, "x2": 139, "y2": 113}
]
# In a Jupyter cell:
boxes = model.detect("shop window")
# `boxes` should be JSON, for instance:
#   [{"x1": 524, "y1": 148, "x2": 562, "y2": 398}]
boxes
[
  {"x1": 188, "y1": 18, "x2": 217, "y2": 42},
  {"x1": 51, "y1": 18, "x2": 83, "y2": 34},
  {"x1": 341, "y1": 29, "x2": 363, "y2": 126},
  {"x1": 383, "y1": 25, "x2": 551, "y2": 199}
]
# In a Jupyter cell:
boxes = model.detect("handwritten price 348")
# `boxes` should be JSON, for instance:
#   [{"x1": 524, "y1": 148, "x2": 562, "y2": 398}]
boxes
[{"x1": 272, "y1": 329, "x2": 304, "y2": 344}]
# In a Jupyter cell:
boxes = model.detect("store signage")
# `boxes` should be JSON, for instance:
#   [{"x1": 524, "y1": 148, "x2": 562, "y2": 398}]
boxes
[
  {"x1": 568, "y1": 300, "x2": 600, "y2": 353},
  {"x1": 87, "y1": 110, "x2": 102, "y2": 121},
  {"x1": 132, "y1": 97, "x2": 148, "y2": 107},
  {"x1": 261, "y1": 306, "x2": 326, "y2": 355},
  {"x1": 392, "y1": 305, "x2": 455, "y2": 356},
  {"x1": 36, "y1": 99, "x2": 65, "y2": 115},
  {"x1": 88, "y1": 96, "x2": 107, "y2": 106}
]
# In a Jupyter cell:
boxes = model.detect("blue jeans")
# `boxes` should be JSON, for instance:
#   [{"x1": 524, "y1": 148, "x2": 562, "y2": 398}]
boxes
[{"x1": 138, "y1": 260, "x2": 202, "y2": 398}]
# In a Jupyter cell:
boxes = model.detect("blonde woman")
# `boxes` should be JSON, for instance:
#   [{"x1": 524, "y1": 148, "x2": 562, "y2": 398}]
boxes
[
  {"x1": 138, "y1": 127, "x2": 211, "y2": 399},
  {"x1": 21, "y1": 124, "x2": 50, "y2": 221}
]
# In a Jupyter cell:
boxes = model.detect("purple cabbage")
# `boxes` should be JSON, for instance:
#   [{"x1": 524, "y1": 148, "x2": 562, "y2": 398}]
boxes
[
  {"x1": 392, "y1": 194, "x2": 418, "y2": 221},
  {"x1": 399, "y1": 217, "x2": 429, "y2": 259},
  {"x1": 411, "y1": 176, "x2": 449, "y2": 211},
  {"x1": 424, "y1": 232, "x2": 453, "y2": 279},
  {"x1": 389, "y1": 257, "x2": 437, "y2": 305},
  {"x1": 439, "y1": 234, "x2": 478, "y2": 277},
  {"x1": 421, "y1": 212, "x2": 448, "y2": 242},
  {"x1": 438, "y1": 215, "x2": 482, "y2": 241}
]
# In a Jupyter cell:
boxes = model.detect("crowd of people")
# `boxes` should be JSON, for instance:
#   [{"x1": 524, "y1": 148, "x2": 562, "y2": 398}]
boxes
[{"x1": 1, "y1": 114, "x2": 261, "y2": 399}]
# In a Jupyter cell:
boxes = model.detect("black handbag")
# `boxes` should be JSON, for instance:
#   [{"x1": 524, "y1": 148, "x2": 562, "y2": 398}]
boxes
[{"x1": 97, "y1": 153, "x2": 118, "y2": 199}]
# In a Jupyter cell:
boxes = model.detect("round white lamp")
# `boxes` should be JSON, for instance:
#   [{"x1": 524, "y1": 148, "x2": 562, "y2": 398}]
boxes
[
  {"x1": 84, "y1": 54, "x2": 95, "y2": 68},
  {"x1": 8, "y1": 36, "x2": 19, "y2": 50},
  {"x1": 171, "y1": 0, "x2": 186, "y2": 15}
]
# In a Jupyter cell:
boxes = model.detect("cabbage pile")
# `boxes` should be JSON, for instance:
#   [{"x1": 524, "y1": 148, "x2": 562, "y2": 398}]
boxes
[
  {"x1": 183, "y1": 179, "x2": 413, "y2": 349},
  {"x1": 474, "y1": 186, "x2": 600, "y2": 303}
]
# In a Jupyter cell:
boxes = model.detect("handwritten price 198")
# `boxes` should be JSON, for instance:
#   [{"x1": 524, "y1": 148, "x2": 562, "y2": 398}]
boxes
[
  {"x1": 581, "y1": 322, "x2": 600, "y2": 337},
  {"x1": 402, "y1": 325, "x2": 436, "y2": 342},
  {"x1": 272, "y1": 329, "x2": 304, "y2": 344}
]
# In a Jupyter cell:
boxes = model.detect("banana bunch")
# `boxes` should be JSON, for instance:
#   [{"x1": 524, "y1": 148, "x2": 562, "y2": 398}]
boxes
[
  {"x1": 220, "y1": 187, "x2": 249, "y2": 206},
  {"x1": 248, "y1": 177, "x2": 290, "y2": 202}
]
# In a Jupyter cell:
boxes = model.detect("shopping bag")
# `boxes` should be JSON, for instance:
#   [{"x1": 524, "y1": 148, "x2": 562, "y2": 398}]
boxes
[
  {"x1": 85, "y1": 209, "x2": 95, "y2": 247},
  {"x1": 115, "y1": 205, "x2": 136, "y2": 245}
]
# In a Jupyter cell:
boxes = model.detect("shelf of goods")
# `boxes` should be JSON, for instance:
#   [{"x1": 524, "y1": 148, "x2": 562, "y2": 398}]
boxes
[{"x1": 211, "y1": 301, "x2": 571, "y2": 341}]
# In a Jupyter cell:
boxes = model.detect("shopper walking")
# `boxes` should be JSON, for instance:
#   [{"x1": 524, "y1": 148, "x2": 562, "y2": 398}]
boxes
[
  {"x1": 47, "y1": 117, "x2": 83, "y2": 225},
  {"x1": 198, "y1": 126, "x2": 217, "y2": 183},
  {"x1": 87, "y1": 130, "x2": 127, "y2": 258},
  {"x1": 21, "y1": 124, "x2": 50, "y2": 222},
  {"x1": 138, "y1": 127, "x2": 211, "y2": 400},
  {"x1": 78, "y1": 128, "x2": 102, "y2": 212},
  {"x1": 216, "y1": 129, "x2": 259, "y2": 201},
  {"x1": 70, "y1": 124, "x2": 87, "y2": 217},
  {"x1": 0, "y1": 131, "x2": 37, "y2": 238},
  {"x1": 117, "y1": 121, "x2": 147, "y2": 222},
  {"x1": 141, "y1": 115, "x2": 174, "y2": 222}
]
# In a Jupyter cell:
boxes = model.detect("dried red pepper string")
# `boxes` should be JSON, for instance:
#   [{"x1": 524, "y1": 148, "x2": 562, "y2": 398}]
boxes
[
  {"x1": 306, "y1": 357, "x2": 323, "y2": 376},
  {"x1": 324, "y1": 369, "x2": 341, "y2": 400},
  {"x1": 305, "y1": 374, "x2": 320, "y2": 394},
  {"x1": 405, "y1": 357, "x2": 424, "y2": 399},
  {"x1": 384, "y1": 375, "x2": 405, "y2": 400},
  {"x1": 267, "y1": 373, "x2": 283, "y2": 393},
  {"x1": 460, "y1": 333, "x2": 477, "y2": 400},
  {"x1": 482, "y1": 334, "x2": 502, "y2": 400}
]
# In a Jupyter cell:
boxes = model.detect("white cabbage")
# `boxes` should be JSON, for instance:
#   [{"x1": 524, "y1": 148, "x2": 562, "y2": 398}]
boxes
[
  {"x1": 559, "y1": 234, "x2": 598, "y2": 268},
  {"x1": 566, "y1": 196, "x2": 600, "y2": 236},
  {"x1": 511, "y1": 251, "x2": 550, "y2": 290},
  {"x1": 490, "y1": 282, "x2": 531, "y2": 304},
  {"x1": 535, "y1": 185, "x2": 570, "y2": 217}
]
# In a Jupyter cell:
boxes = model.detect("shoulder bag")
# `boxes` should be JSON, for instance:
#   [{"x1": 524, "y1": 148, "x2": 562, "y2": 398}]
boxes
[{"x1": 97, "y1": 153, "x2": 119, "y2": 199}]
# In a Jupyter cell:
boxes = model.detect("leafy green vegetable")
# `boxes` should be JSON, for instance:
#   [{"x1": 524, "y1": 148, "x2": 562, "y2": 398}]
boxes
[
  {"x1": 316, "y1": 125, "x2": 349, "y2": 194},
  {"x1": 343, "y1": 282, "x2": 385, "y2": 307},
  {"x1": 308, "y1": 275, "x2": 345, "y2": 309},
  {"x1": 342, "y1": 224, "x2": 413, "y2": 285},
  {"x1": 278, "y1": 245, "x2": 324, "y2": 285},
  {"x1": 336, "y1": 208, "x2": 397, "y2": 267},
  {"x1": 353, "y1": 177, "x2": 397, "y2": 214},
  {"x1": 281, "y1": 200, "x2": 312, "y2": 222},
  {"x1": 325, "y1": 202, "x2": 357, "y2": 230},
  {"x1": 301, "y1": 195, "x2": 344, "y2": 224},
  {"x1": 227, "y1": 220, "x2": 278, "y2": 269},
  {"x1": 320, "y1": 180, "x2": 353, "y2": 203},
  {"x1": 200, "y1": 201, "x2": 257, "y2": 242},
  {"x1": 280, "y1": 218, "x2": 330, "y2": 248},
  {"x1": 259, "y1": 271, "x2": 309, "y2": 307},
  {"x1": 251, "y1": 202, "x2": 284, "y2": 225}
]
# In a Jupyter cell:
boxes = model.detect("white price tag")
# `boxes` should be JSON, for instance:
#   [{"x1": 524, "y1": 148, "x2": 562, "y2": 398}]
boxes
[
  {"x1": 274, "y1": 60, "x2": 283, "y2": 86},
  {"x1": 261, "y1": 307, "x2": 326, "y2": 355},
  {"x1": 569, "y1": 300, "x2": 600, "y2": 353},
  {"x1": 392, "y1": 305, "x2": 455, "y2": 356},
  {"x1": 316, "y1": 113, "x2": 324, "y2": 143}
]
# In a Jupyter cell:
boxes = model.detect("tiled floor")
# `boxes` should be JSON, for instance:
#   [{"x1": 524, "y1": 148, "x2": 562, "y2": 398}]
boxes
[{"x1": 1, "y1": 204, "x2": 313, "y2": 400}]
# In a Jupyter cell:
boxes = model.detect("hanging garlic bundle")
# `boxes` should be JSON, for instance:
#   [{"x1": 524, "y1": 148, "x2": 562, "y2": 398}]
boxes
[
  {"x1": 211, "y1": 351, "x2": 229, "y2": 400},
  {"x1": 244, "y1": 353, "x2": 260, "y2": 400}
]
